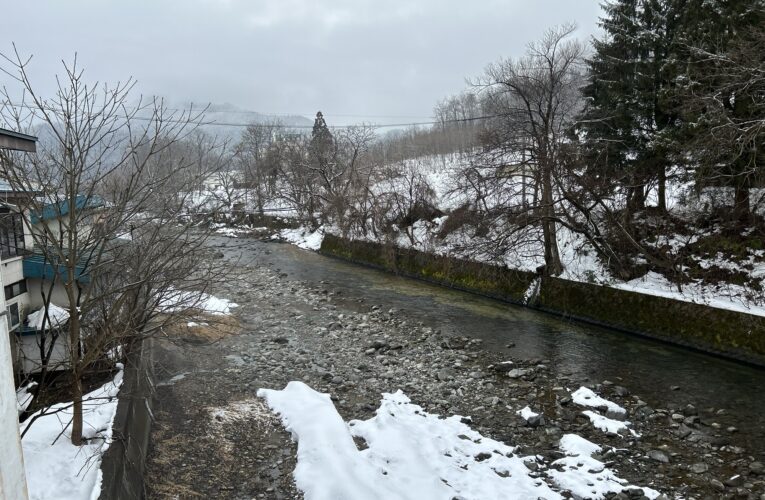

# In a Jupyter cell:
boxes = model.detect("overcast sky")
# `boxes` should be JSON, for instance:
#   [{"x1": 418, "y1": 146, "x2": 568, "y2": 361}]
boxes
[{"x1": 2, "y1": 1, "x2": 602, "y2": 126}]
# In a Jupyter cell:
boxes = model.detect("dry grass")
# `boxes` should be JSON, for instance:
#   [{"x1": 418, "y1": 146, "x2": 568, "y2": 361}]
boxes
[{"x1": 163, "y1": 313, "x2": 241, "y2": 343}]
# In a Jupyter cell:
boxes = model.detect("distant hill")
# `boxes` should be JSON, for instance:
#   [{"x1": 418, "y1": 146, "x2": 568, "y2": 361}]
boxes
[{"x1": 194, "y1": 103, "x2": 313, "y2": 141}]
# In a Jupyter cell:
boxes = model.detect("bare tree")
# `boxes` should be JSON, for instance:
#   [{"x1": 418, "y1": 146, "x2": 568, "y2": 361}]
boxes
[
  {"x1": 235, "y1": 120, "x2": 282, "y2": 215},
  {"x1": 469, "y1": 24, "x2": 586, "y2": 275},
  {"x1": 0, "y1": 49, "x2": 225, "y2": 445}
]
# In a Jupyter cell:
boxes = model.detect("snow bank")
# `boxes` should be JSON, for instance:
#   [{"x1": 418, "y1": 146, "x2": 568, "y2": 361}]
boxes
[
  {"x1": 259, "y1": 381, "x2": 660, "y2": 500},
  {"x1": 21, "y1": 368, "x2": 123, "y2": 500},
  {"x1": 279, "y1": 227, "x2": 324, "y2": 251},
  {"x1": 613, "y1": 271, "x2": 765, "y2": 317}
]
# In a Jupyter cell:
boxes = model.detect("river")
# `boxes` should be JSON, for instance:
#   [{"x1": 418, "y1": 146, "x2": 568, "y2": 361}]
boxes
[{"x1": 217, "y1": 235, "x2": 765, "y2": 455}]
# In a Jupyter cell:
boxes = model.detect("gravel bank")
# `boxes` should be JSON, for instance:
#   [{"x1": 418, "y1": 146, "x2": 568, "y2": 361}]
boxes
[{"x1": 144, "y1": 239, "x2": 765, "y2": 499}]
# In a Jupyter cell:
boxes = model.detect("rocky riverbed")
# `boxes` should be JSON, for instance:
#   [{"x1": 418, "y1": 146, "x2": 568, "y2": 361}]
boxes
[{"x1": 144, "y1": 238, "x2": 765, "y2": 500}]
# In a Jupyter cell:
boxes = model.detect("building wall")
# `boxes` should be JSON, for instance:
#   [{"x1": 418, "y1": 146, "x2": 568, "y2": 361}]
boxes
[
  {"x1": 16, "y1": 332, "x2": 70, "y2": 374},
  {"x1": 26, "y1": 278, "x2": 69, "y2": 311},
  {"x1": 0, "y1": 231, "x2": 29, "y2": 500},
  {"x1": 0, "y1": 128, "x2": 36, "y2": 500},
  {"x1": 0, "y1": 316, "x2": 29, "y2": 500}
]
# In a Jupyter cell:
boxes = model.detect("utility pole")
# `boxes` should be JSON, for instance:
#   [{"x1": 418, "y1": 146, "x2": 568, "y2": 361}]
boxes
[{"x1": 0, "y1": 127, "x2": 36, "y2": 500}]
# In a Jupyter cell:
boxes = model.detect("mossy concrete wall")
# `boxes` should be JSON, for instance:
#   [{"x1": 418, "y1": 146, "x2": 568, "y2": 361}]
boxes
[
  {"x1": 320, "y1": 234, "x2": 765, "y2": 365},
  {"x1": 320, "y1": 234, "x2": 536, "y2": 304},
  {"x1": 537, "y1": 277, "x2": 765, "y2": 364}
]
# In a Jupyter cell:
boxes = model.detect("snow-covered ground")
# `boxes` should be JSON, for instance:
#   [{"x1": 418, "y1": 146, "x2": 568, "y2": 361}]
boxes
[
  {"x1": 160, "y1": 289, "x2": 238, "y2": 316},
  {"x1": 258, "y1": 381, "x2": 660, "y2": 500},
  {"x1": 277, "y1": 227, "x2": 325, "y2": 251},
  {"x1": 21, "y1": 367, "x2": 123, "y2": 500}
]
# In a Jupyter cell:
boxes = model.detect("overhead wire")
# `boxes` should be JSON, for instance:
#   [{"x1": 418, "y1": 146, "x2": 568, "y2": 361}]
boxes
[{"x1": 3, "y1": 101, "x2": 501, "y2": 130}]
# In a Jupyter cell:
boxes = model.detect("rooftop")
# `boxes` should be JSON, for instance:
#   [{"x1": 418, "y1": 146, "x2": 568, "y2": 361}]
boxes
[{"x1": 0, "y1": 127, "x2": 37, "y2": 152}]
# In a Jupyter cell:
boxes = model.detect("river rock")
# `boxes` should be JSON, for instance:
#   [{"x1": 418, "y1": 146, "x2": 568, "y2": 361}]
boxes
[
  {"x1": 749, "y1": 461, "x2": 764, "y2": 475},
  {"x1": 690, "y1": 462, "x2": 708, "y2": 474},
  {"x1": 648, "y1": 450, "x2": 670, "y2": 463},
  {"x1": 506, "y1": 368, "x2": 530, "y2": 379}
]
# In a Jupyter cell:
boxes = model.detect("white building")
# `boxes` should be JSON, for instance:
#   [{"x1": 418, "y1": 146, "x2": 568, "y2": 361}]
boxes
[{"x1": 0, "y1": 127, "x2": 34, "y2": 500}]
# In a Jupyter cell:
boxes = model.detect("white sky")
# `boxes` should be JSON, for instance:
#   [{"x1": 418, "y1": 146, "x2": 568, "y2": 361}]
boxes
[{"x1": 1, "y1": 0, "x2": 602, "y2": 126}]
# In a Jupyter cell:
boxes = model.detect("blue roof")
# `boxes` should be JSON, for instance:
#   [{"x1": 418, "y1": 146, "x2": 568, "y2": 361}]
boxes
[{"x1": 31, "y1": 195, "x2": 104, "y2": 224}]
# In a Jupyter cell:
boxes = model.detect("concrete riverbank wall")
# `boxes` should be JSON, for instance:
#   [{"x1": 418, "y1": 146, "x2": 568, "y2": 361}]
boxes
[{"x1": 320, "y1": 234, "x2": 765, "y2": 366}]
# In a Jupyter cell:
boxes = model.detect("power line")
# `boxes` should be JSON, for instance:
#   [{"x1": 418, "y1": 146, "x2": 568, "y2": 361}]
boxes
[{"x1": 3, "y1": 101, "x2": 499, "y2": 130}]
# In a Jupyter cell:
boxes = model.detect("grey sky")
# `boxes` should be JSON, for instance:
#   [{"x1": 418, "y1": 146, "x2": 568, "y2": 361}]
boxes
[{"x1": 2, "y1": 1, "x2": 602, "y2": 126}]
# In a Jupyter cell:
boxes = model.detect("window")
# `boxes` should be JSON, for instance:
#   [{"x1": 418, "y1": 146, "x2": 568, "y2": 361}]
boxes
[
  {"x1": 4, "y1": 280, "x2": 27, "y2": 301},
  {"x1": 6, "y1": 302, "x2": 19, "y2": 330},
  {"x1": 0, "y1": 209, "x2": 26, "y2": 259}
]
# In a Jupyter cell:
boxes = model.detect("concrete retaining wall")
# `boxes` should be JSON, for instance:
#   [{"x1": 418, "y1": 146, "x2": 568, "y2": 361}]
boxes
[
  {"x1": 99, "y1": 339, "x2": 155, "y2": 500},
  {"x1": 320, "y1": 234, "x2": 765, "y2": 365}
]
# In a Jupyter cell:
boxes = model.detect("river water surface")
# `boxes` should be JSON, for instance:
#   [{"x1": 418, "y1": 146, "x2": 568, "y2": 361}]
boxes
[{"x1": 219, "y1": 236, "x2": 765, "y2": 455}]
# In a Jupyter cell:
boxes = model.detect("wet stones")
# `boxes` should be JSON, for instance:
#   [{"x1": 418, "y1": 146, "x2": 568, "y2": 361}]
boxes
[
  {"x1": 648, "y1": 450, "x2": 671, "y2": 463},
  {"x1": 196, "y1": 244, "x2": 765, "y2": 500},
  {"x1": 690, "y1": 462, "x2": 709, "y2": 474}
]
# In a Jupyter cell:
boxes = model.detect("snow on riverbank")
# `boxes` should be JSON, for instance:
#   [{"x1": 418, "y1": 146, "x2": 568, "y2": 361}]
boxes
[
  {"x1": 161, "y1": 288, "x2": 238, "y2": 316},
  {"x1": 21, "y1": 367, "x2": 123, "y2": 500},
  {"x1": 258, "y1": 381, "x2": 660, "y2": 500},
  {"x1": 572, "y1": 386, "x2": 626, "y2": 417},
  {"x1": 278, "y1": 227, "x2": 324, "y2": 250}
]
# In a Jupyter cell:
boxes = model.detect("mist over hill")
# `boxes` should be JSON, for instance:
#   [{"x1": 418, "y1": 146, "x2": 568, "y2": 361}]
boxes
[{"x1": 195, "y1": 102, "x2": 313, "y2": 141}]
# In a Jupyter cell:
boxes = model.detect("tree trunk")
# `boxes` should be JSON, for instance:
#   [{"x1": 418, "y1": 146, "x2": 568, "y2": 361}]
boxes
[
  {"x1": 733, "y1": 182, "x2": 750, "y2": 223},
  {"x1": 541, "y1": 162, "x2": 563, "y2": 276},
  {"x1": 69, "y1": 311, "x2": 83, "y2": 445},
  {"x1": 657, "y1": 166, "x2": 667, "y2": 213}
]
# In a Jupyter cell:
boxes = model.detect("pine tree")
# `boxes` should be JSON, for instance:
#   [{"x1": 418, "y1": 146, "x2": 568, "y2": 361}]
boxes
[
  {"x1": 671, "y1": 0, "x2": 764, "y2": 222},
  {"x1": 577, "y1": 0, "x2": 679, "y2": 215},
  {"x1": 309, "y1": 111, "x2": 335, "y2": 174}
]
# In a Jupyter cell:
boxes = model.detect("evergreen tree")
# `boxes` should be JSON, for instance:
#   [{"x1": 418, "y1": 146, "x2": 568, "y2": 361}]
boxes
[
  {"x1": 671, "y1": 0, "x2": 764, "y2": 221},
  {"x1": 309, "y1": 111, "x2": 335, "y2": 174},
  {"x1": 577, "y1": 0, "x2": 679, "y2": 215}
]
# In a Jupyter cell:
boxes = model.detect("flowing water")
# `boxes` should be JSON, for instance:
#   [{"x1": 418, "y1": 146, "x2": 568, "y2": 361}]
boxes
[{"x1": 218, "y1": 236, "x2": 765, "y2": 455}]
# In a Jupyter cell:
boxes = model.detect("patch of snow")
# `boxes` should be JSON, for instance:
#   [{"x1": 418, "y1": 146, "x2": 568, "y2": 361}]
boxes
[
  {"x1": 522, "y1": 277, "x2": 541, "y2": 304},
  {"x1": 516, "y1": 406, "x2": 539, "y2": 421},
  {"x1": 215, "y1": 226, "x2": 252, "y2": 238},
  {"x1": 612, "y1": 271, "x2": 765, "y2": 317},
  {"x1": 549, "y1": 434, "x2": 659, "y2": 499},
  {"x1": 572, "y1": 387, "x2": 626, "y2": 417},
  {"x1": 280, "y1": 227, "x2": 325, "y2": 251},
  {"x1": 202, "y1": 294, "x2": 237, "y2": 315},
  {"x1": 582, "y1": 410, "x2": 639, "y2": 437},
  {"x1": 258, "y1": 381, "x2": 660, "y2": 500},
  {"x1": 161, "y1": 289, "x2": 238, "y2": 316},
  {"x1": 21, "y1": 368, "x2": 123, "y2": 500}
]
